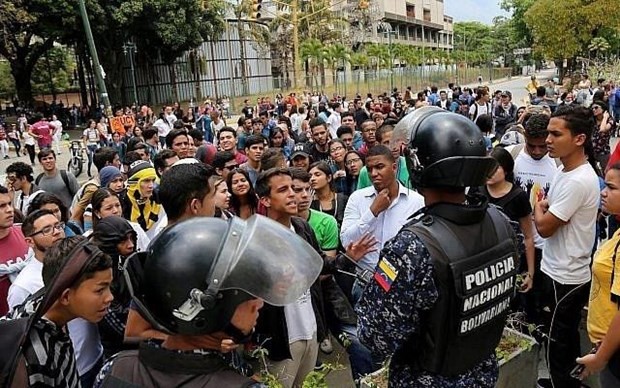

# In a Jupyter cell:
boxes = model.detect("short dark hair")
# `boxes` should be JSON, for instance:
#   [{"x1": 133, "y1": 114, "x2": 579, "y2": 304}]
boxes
[
  {"x1": 340, "y1": 111, "x2": 353, "y2": 121},
  {"x1": 42, "y1": 236, "x2": 113, "y2": 288},
  {"x1": 28, "y1": 192, "x2": 68, "y2": 222},
  {"x1": 123, "y1": 151, "x2": 143, "y2": 166},
  {"x1": 143, "y1": 128, "x2": 158, "y2": 141},
  {"x1": 524, "y1": 114, "x2": 550, "y2": 139},
  {"x1": 376, "y1": 124, "x2": 395, "y2": 143},
  {"x1": 260, "y1": 148, "x2": 285, "y2": 171},
  {"x1": 475, "y1": 114, "x2": 494, "y2": 135},
  {"x1": 218, "y1": 127, "x2": 237, "y2": 139},
  {"x1": 255, "y1": 168, "x2": 291, "y2": 198},
  {"x1": 22, "y1": 209, "x2": 55, "y2": 237},
  {"x1": 336, "y1": 126, "x2": 353, "y2": 138},
  {"x1": 153, "y1": 149, "x2": 177, "y2": 177},
  {"x1": 6, "y1": 162, "x2": 34, "y2": 182},
  {"x1": 309, "y1": 118, "x2": 327, "y2": 131},
  {"x1": 289, "y1": 167, "x2": 311, "y2": 183},
  {"x1": 93, "y1": 147, "x2": 118, "y2": 172},
  {"x1": 259, "y1": 111, "x2": 269, "y2": 118},
  {"x1": 188, "y1": 129, "x2": 204, "y2": 143},
  {"x1": 212, "y1": 151, "x2": 236, "y2": 170},
  {"x1": 0, "y1": 185, "x2": 7, "y2": 195},
  {"x1": 367, "y1": 145, "x2": 395, "y2": 162},
  {"x1": 245, "y1": 135, "x2": 265, "y2": 149},
  {"x1": 37, "y1": 149, "x2": 56, "y2": 162},
  {"x1": 159, "y1": 163, "x2": 215, "y2": 221},
  {"x1": 166, "y1": 128, "x2": 188, "y2": 149}
]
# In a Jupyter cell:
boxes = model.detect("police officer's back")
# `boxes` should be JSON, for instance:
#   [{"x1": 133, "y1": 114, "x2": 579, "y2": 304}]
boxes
[{"x1": 356, "y1": 107, "x2": 521, "y2": 387}]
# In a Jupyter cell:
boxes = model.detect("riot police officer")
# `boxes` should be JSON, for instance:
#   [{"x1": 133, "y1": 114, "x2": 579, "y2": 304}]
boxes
[
  {"x1": 95, "y1": 215, "x2": 323, "y2": 387},
  {"x1": 356, "y1": 107, "x2": 521, "y2": 387}
]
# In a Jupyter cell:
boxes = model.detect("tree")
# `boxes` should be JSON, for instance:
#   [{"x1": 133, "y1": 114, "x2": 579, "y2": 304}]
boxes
[
  {"x1": 0, "y1": 0, "x2": 70, "y2": 102},
  {"x1": 349, "y1": 51, "x2": 369, "y2": 95},
  {"x1": 300, "y1": 39, "x2": 325, "y2": 90},
  {"x1": 524, "y1": 0, "x2": 620, "y2": 77},
  {"x1": 324, "y1": 43, "x2": 350, "y2": 93},
  {"x1": 365, "y1": 43, "x2": 389, "y2": 76}
]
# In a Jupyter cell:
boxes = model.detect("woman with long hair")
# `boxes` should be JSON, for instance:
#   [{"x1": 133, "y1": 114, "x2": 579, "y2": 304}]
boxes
[
  {"x1": 592, "y1": 101, "x2": 615, "y2": 169},
  {"x1": 328, "y1": 139, "x2": 348, "y2": 193},
  {"x1": 89, "y1": 188, "x2": 150, "y2": 251},
  {"x1": 343, "y1": 150, "x2": 364, "y2": 195},
  {"x1": 226, "y1": 168, "x2": 259, "y2": 220},
  {"x1": 309, "y1": 161, "x2": 349, "y2": 227},
  {"x1": 83, "y1": 119, "x2": 100, "y2": 178},
  {"x1": 209, "y1": 175, "x2": 232, "y2": 219}
]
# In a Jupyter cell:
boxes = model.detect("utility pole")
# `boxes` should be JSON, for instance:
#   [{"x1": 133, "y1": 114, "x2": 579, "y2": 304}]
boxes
[
  {"x1": 123, "y1": 42, "x2": 138, "y2": 106},
  {"x1": 292, "y1": 0, "x2": 302, "y2": 90},
  {"x1": 78, "y1": 0, "x2": 111, "y2": 114}
]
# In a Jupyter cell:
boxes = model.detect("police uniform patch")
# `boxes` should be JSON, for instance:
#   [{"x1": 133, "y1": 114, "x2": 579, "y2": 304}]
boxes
[{"x1": 374, "y1": 258, "x2": 398, "y2": 292}]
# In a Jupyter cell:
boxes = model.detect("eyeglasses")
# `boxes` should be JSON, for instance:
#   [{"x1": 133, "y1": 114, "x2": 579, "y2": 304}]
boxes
[
  {"x1": 592, "y1": 106, "x2": 601, "y2": 111},
  {"x1": 330, "y1": 146, "x2": 345, "y2": 152},
  {"x1": 224, "y1": 164, "x2": 239, "y2": 170},
  {"x1": 346, "y1": 158, "x2": 362, "y2": 166},
  {"x1": 29, "y1": 222, "x2": 64, "y2": 237}
]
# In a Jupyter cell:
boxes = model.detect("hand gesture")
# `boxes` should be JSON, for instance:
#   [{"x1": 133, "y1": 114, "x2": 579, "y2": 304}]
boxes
[
  {"x1": 519, "y1": 273, "x2": 533, "y2": 293},
  {"x1": 576, "y1": 351, "x2": 605, "y2": 380},
  {"x1": 345, "y1": 233, "x2": 378, "y2": 262},
  {"x1": 370, "y1": 188, "x2": 391, "y2": 216}
]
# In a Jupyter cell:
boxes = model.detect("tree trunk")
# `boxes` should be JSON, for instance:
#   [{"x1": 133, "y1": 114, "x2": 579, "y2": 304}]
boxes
[
  {"x1": 11, "y1": 63, "x2": 34, "y2": 104},
  {"x1": 237, "y1": 20, "x2": 249, "y2": 96},
  {"x1": 76, "y1": 46, "x2": 90, "y2": 108},
  {"x1": 99, "y1": 49, "x2": 124, "y2": 106}
]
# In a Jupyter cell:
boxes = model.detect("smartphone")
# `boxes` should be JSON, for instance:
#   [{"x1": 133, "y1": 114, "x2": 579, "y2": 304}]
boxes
[{"x1": 570, "y1": 346, "x2": 598, "y2": 379}]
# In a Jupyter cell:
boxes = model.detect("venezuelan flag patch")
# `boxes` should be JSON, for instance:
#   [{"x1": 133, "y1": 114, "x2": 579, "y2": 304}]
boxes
[{"x1": 373, "y1": 258, "x2": 399, "y2": 292}]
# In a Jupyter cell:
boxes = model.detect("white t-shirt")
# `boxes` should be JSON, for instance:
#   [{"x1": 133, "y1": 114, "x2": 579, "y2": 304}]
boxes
[
  {"x1": 469, "y1": 102, "x2": 491, "y2": 121},
  {"x1": 283, "y1": 224, "x2": 316, "y2": 343},
  {"x1": 283, "y1": 289, "x2": 316, "y2": 343},
  {"x1": 512, "y1": 147, "x2": 558, "y2": 249},
  {"x1": 83, "y1": 128, "x2": 99, "y2": 145},
  {"x1": 541, "y1": 163, "x2": 600, "y2": 284}
]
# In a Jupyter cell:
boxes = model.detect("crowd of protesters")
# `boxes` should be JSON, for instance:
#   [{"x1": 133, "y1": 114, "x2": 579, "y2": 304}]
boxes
[{"x1": 1, "y1": 71, "x2": 620, "y2": 388}]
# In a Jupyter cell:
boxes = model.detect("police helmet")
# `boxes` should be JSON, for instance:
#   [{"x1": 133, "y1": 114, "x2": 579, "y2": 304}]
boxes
[
  {"x1": 392, "y1": 106, "x2": 498, "y2": 189},
  {"x1": 124, "y1": 215, "x2": 322, "y2": 336}
]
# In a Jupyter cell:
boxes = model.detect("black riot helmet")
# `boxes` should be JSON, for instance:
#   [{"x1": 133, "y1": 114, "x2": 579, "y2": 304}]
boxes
[
  {"x1": 391, "y1": 106, "x2": 498, "y2": 189},
  {"x1": 124, "y1": 215, "x2": 322, "y2": 336}
]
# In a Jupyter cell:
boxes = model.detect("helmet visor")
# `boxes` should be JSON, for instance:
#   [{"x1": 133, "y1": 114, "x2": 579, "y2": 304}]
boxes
[{"x1": 214, "y1": 215, "x2": 323, "y2": 306}]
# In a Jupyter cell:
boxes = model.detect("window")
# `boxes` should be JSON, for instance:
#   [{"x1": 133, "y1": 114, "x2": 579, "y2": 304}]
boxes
[
  {"x1": 423, "y1": 9, "x2": 431, "y2": 22},
  {"x1": 406, "y1": 4, "x2": 415, "y2": 18}
]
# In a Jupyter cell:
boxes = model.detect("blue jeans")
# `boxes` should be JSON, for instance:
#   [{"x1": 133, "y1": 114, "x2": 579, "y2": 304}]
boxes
[{"x1": 86, "y1": 144, "x2": 98, "y2": 174}]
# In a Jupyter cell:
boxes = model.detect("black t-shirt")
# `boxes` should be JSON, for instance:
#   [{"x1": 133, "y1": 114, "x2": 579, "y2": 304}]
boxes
[
  {"x1": 475, "y1": 184, "x2": 532, "y2": 222},
  {"x1": 304, "y1": 142, "x2": 330, "y2": 163},
  {"x1": 242, "y1": 106, "x2": 254, "y2": 119}
]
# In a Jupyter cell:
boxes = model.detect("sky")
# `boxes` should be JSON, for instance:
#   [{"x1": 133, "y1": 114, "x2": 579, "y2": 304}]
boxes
[{"x1": 444, "y1": 0, "x2": 510, "y2": 25}]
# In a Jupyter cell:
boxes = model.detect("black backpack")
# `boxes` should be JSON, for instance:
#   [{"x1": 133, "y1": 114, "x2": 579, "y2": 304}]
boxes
[{"x1": 35, "y1": 170, "x2": 76, "y2": 198}]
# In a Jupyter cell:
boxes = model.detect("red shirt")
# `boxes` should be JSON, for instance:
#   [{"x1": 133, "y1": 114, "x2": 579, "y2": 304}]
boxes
[
  {"x1": 0, "y1": 226, "x2": 29, "y2": 315},
  {"x1": 30, "y1": 121, "x2": 53, "y2": 146}
]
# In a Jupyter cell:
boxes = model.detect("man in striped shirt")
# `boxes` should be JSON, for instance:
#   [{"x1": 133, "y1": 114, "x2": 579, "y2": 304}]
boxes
[{"x1": 5, "y1": 236, "x2": 113, "y2": 387}]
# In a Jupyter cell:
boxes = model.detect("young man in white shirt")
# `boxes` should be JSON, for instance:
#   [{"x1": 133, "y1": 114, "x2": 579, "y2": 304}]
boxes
[
  {"x1": 469, "y1": 88, "x2": 492, "y2": 122},
  {"x1": 341, "y1": 145, "x2": 424, "y2": 303},
  {"x1": 534, "y1": 105, "x2": 600, "y2": 388}
]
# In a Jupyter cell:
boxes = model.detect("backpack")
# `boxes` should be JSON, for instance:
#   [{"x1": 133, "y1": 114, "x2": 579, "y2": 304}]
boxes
[
  {"x1": 0, "y1": 240, "x2": 97, "y2": 387},
  {"x1": 471, "y1": 102, "x2": 491, "y2": 121},
  {"x1": 35, "y1": 170, "x2": 76, "y2": 198}
]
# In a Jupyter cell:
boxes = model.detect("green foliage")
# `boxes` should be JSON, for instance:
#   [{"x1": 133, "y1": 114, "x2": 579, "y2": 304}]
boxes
[
  {"x1": 0, "y1": 61, "x2": 16, "y2": 98},
  {"x1": 31, "y1": 46, "x2": 75, "y2": 96},
  {"x1": 523, "y1": 0, "x2": 620, "y2": 62}
]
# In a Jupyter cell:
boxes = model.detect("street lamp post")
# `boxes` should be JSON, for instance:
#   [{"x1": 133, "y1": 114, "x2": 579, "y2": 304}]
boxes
[
  {"x1": 77, "y1": 0, "x2": 111, "y2": 114},
  {"x1": 123, "y1": 42, "x2": 138, "y2": 107}
]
